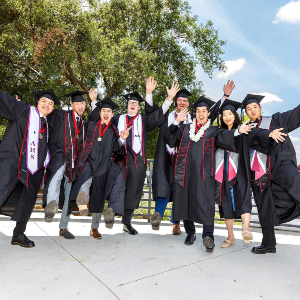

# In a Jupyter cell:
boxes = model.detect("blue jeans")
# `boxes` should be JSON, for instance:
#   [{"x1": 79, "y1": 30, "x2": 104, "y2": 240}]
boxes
[{"x1": 155, "y1": 194, "x2": 179, "y2": 225}]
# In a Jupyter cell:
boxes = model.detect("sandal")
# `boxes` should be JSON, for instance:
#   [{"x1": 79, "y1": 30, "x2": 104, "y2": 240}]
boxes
[
  {"x1": 242, "y1": 230, "x2": 253, "y2": 244},
  {"x1": 221, "y1": 238, "x2": 235, "y2": 248}
]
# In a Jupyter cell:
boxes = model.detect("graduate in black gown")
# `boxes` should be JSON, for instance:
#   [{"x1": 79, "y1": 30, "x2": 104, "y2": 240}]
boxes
[
  {"x1": 215, "y1": 99, "x2": 284, "y2": 248},
  {"x1": 89, "y1": 77, "x2": 173, "y2": 234},
  {"x1": 241, "y1": 94, "x2": 300, "y2": 254},
  {"x1": 151, "y1": 80, "x2": 236, "y2": 235},
  {"x1": 0, "y1": 89, "x2": 58, "y2": 247},
  {"x1": 68, "y1": 97, "x2": 130, "y2": 239},
  {"x1": 164, "y1": 97, "x2": 255, "y2": 252},
  {"x1": 42, "y1": 91, "x2": 88, "y2": 239}
]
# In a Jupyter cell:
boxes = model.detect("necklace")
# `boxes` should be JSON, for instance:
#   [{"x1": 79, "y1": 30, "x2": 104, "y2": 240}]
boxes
[
  {"x1": 189, "y1": 119, "x2": 211, "y2": 142},
  {"x1": 98, "y1": 121, "x2": 111, "y2": 141}
]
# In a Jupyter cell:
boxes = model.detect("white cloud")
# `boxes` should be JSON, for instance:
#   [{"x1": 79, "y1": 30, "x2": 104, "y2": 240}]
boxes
[
  {"x1": 273, "y1": 1, "x2": 300, "y2": 24},
  {"x1": 217, "y1": 58, "x2": 246, "y2": 79},
  {"x1": 289, "y1": 135, "x2": 300, "y2": 142},
  {"x1": 189, "y1": 0, "x2": 300, "y2": 92},
  {"x1": 250, "y1": 92, "x2": 284, "y2": 104}
]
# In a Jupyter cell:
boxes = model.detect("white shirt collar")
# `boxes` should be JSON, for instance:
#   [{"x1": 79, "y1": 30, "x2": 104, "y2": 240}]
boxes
[{"x1": 73, "y1": 110, "x2": 80, "y2": 119}]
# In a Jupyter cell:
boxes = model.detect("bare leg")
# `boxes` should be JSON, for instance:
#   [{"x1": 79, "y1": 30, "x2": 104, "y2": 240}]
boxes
[
  {"x1": 241, "y1": 213, "x2": 251, "y2": 232},
  {"x1": 225, "y1": 219, "x2": 234, "y2": 242},
  {"x1": 241, "y1": 213, "x2": 253, "y2": 243}
]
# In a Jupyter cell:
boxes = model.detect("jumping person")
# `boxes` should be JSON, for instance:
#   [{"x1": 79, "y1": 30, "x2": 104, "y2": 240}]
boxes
[
  {"x1": 0, "y1": 89, "x2": 58, "y2": 247},
  {"x1": 68, "y1": 97, "x2": 130, "y2": 239},
  {"x1": 42, "y1": 91, "x2": 88, "y2": 239}
]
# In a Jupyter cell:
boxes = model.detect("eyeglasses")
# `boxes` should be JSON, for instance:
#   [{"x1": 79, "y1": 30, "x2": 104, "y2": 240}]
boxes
[
  {"x1": 177, "y1": 99, "x2": 189, "y2": 104},
  {"x1": 128, "y1": 101, "x2": 139, "y2": 106}
]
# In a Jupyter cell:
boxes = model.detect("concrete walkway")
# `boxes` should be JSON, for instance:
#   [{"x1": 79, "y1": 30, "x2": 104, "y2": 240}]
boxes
[{"x1": 0, "y1": 212, "x2": 300, "y2": 300}]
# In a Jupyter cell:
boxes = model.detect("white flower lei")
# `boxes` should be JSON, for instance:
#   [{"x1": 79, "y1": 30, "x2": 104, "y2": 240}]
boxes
[{"x1": 189, "y1": 119, "x2": 211, "y2": 142}]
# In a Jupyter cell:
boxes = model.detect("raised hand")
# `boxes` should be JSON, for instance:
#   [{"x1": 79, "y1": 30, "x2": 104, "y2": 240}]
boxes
[
  {"x1": 238, "y1": 119, "x2": 254, "y2": 135},
  {"x1": 120, "y1": 125, "x2": 132, "y2": 140},
  {"x1": 223, "y1": 80, "x2": 235, "y2": 97},
  {"x1": 146, "y1": 76, "x2": 157, "y2": 94},
  {"x1": 166, "y1": 81, "x2": 180, "y2": 101},
  {"x1": 269, "y1": 128, "x2": 287, "y2": 143},
  {"x1": 15, "y1": 95, "x2": 21, "y2": 101},
  {"x1": 89, "y1": 88, "x2": 98, "y2": 102},
  {"x1": 175, "y1": 107, "x2": 189, "y2": 123}
]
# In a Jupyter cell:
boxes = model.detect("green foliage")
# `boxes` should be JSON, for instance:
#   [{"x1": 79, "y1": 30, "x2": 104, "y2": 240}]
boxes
[{"x1": 0, "y1": 0, "x2": 226, "y2": 154}]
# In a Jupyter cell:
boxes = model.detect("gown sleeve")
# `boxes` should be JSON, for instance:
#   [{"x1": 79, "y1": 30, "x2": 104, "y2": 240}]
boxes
[
  {"x1": 214, "y1": 128, "x2": 236, "y2": 152},
  {"x1": 209, "y1": 98, "x2": 223, "y2": 124},
  {"x1": 164, "y1": 124, "x2": 183, "y2": 148},
  {"x1": 271, "y1": 104, "x2": 300, "y2": 133},
  {"x1": 0, "y1": 89, "x2": 29, "y2": 121}
]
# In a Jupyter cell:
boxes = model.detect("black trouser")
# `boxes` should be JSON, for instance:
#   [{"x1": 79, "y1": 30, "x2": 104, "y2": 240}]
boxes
[
  {"x1": 262, "y1": 226, "x2": 276, "y2": 247},
  {"x1": 13, "y1": 222, "x2": 27, "y2": 237},
  {"x1": 184, "y1": 220, "x2": 214, "y2": 240},
  {"x1": 122, "y1": 209, "x2": 134, "y2": 225}
]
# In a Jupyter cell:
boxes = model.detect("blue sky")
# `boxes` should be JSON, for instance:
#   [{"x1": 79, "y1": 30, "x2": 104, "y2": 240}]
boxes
[{"x1": 188, "y1": 0, "x2": 300, "y2": 162}]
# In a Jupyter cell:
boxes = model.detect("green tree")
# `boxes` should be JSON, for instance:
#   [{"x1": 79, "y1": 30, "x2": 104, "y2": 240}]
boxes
[{"x1": 0, "y1": 0, "x2": 226, "y2": 155}]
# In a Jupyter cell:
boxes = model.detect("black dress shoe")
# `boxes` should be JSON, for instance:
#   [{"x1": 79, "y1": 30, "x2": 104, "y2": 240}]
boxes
[
  {"x1": 11, "y1": 234, "x2": 35, "y2": 248},
  {"x1": 251, "y1": 245, "x2": 276, "y2": 254},
  {"x1": 123, "y1": 224, "x2": 138, "y2": 235},
  {"x1": 184, "y1": 234, "x2": 196, "y2": 245},
  {"x1": 203, "y1": 236, "x2": 215, "y2": 252}
]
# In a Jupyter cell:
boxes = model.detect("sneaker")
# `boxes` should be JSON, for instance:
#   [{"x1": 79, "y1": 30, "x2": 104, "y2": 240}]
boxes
[{"x1": 59, "y1": 228, "x2": 75, "y2": 239}]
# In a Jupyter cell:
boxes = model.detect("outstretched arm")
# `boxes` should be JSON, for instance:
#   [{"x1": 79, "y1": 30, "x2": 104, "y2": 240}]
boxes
[
  {"x1": 0, "y1": 89, "x2": 29, "y2": 121},
  {"x1": 272, "y1": 104, "x2": 300, "y2": 133},
  {"x1": 210, "y1": 80, "x2": 235, "y2": 123}
]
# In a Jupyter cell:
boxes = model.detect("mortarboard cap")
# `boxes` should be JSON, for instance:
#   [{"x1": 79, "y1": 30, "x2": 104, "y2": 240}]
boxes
[
  {"x1": 96, "y1": 97, "x2": 119, "y2": 111},
  {"x1": 193, "y1": 96, "x2": 215, "y2": 110},
  {"x1": 123, "y1": 92, "x2": 144, "y2": 103},
  {"x1": 219, "y1": 99, "x2": 242, "y2": 113},
  {"x1": 65, "y1": 91, "x2": 87, "y2": 103},
  {"x1": 175, "y1": 88, "x2": 192, "y2": 100},
  {"x1": 241, "y1": 94, "x2": 265, "y2": 108},
  {"x1": 34, "y1": 89, "x2": 59, "y2": 105}
]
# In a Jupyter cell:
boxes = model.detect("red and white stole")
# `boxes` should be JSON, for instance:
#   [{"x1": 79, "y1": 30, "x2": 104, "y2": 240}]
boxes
[{"x1": 27, "y1": 106, "x2": 50, "y2": 174}]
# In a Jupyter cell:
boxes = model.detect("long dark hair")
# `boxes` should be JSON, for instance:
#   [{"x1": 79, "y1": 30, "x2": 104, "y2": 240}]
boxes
[{"x1": 220, "y1": 109, "x2": 241, "y2": 130}]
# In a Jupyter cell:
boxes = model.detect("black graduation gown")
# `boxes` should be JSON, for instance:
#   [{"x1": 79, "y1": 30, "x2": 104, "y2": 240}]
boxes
[
  {"x1": 152, "y1": 111, "x2": 175, "y2": 201},
  {"x1": 215, "y1": 128, "x2": 270, "y2": 219},
  {"x1": 42, "y1": 109, "x2": 85, "y2": 209},
  {"x1": 104, "y1": 105, "x2": 165, "y2": 210},
  {"x1": 0, "y1": 89, "x2": 48, "y2": 222},
  {"x1": 68, "y1": 120, "x2": 123, "y2": 213},
  {"x1": 152, "y1": 98, "x2": 223, "y2": 201},
  {"x1": 251, "y1": 106, "x2": 300, "y2": 227},
  {"x1": 164, "y1": 122, "x2": 237, "y2": 225}
]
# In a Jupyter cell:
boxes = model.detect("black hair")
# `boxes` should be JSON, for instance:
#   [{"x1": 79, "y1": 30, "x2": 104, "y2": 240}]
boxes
[
  {"x1": 220, "y1": 109, "x2": 241, "y2": 130},
  {"x1": 192, "y1": 106, "x2": 210, "y2": 120}
]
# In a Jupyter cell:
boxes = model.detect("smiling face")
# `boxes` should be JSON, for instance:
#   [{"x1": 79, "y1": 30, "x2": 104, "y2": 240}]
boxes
[
  {"x1": 196, "y1": 107, "x2": 210, "y2": 124},
  {"x1": 100, "y1": 107, "x2": 114, "y2": 123},
  {"x1": 127, "y1": 100, "x2": 140, "y2": 115},
  {"x1": 245, "y1": 103, "x2": 262, "y2": 121},
  {"x1": 37, "y1": 97, "x2": 55, "y2": 117},
  {"x1": 176, "y1": 97, "x2": 189, "y2": 112},
  {"x1": 71, "y1": 101, "x2": 86, "y2": 117},
  {"x1": 222, "y1": 109, "x2": 236, "y2": 129}
]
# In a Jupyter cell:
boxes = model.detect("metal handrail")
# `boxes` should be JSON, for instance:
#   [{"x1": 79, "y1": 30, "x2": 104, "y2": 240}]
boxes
[{"x1": 33, "y1": 159, "x2": 300, "y2": 229}]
